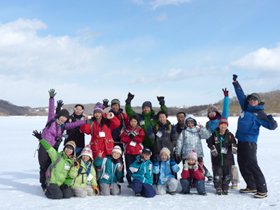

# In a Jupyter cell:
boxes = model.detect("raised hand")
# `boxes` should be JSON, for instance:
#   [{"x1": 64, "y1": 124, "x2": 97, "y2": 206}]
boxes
[
  {"x1": 125, "y1": 92, "x2": 134, "y2": 105},
  {"x1": 102, "y1": 99, "x2": 109, "y2": 109},
  {"x1": 32, "y1": 130, "x2": 42, "y2": 140},
  {"x1": 233, "y1": 74, "x2": 238, "y2": 82},
  {"x1": 157, "y1": 96, "x2": 165, "y2": 106},
  {"x1": 222, "y1": 88, "x2": 229, "y2": 97},
  {"x1": 48, "y1": 89, "x2": 56, "y2": 98}
]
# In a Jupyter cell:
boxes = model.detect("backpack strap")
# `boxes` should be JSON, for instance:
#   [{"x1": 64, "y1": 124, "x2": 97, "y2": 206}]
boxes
[{"x1": 45, "y1": 154, "x2": 63, "y2": 186}]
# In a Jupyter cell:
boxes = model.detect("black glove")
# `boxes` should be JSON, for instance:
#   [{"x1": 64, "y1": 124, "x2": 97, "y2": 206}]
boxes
[
  {"x1": 32, "y1": 130, "x2": 42, "y2": 140},
  {"x1": 170, "y1": 156, "x2": 176, "y2": 166},
  {"x1": 129, "y1": 133, "x2": 135, "y2": 140},
  {"x1": 125, "y1": 92, "x2": 134, "y2": 105},
  {"x1": 73, "y1": 160, "x2": 79, "y2": 167},
  {"x1": 153, "y1": 173, "x2": 159, "y2": 186},
  {"x1": 49, "y1": 89, "x2": 56, "y2": 98},
  {"x1": 211, "y1": 146, "x2": 218, "y2": 157},
  {"x1": 103, "y1": 99, "x2": 109, "y2": 108},
  {"x1": 222, "y1": 88, "x2": 229, "y2": 97},
  {"x1": 233, "y1": 74, "x2": 238, "y2": 82},
  {"x1": 267, "y1": 115, "x2": 273, "y2": 121},
  {"x1": 176, "y1": 156, "x2": 181, "y2": 164},
  {"x1": 157, "y1": 96, "x2": 165, "y2": 106},
  {"x1": 56, "y1": 100, "x2": 64, "y2": 114},
  {"x1": 137, "y1": 157, "x2": 143, "y2": 164}
]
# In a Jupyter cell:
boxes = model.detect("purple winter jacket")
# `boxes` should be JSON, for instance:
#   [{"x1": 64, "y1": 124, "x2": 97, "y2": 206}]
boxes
[{"x1": 42, "y1": 98, "x2": 86, "y2": 147}]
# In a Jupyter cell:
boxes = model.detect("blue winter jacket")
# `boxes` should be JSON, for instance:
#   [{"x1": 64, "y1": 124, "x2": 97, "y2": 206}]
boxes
[
  {"x1": 153, "y1": 158, "x2": 180, "y2": 185},
  {"x1": 129, "y1": 156, "x2": 153, "y2": 185},
  {"x1": 233, "y1": 81, "x2": 278, "y2": 143},
  {"x1": 208, "y1": 96, "x2": 229, "y2": 133}
]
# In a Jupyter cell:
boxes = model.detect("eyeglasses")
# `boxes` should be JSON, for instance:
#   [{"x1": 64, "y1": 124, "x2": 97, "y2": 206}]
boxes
[
  {"x1": 248, "y1": 97, "x2": 258, "y2": 101},
  {"x1": 65, "y1": 146, "x2": 74, "y2": 150}
]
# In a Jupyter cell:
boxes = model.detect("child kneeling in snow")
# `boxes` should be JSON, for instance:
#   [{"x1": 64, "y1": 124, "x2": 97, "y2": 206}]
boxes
[
  {"x1": 94, "y1": 146, "x2": 123, "y2": 196},
  {"x1": 153, "y1": 147, "x2": 180, "y2": 195},
  {"x1": 69, "y1": 145, "x2": 99, "y2": 197},
  {"x1": 180, "y1": 149, "x2": 206, "y2": 195},
  {"x1": 33, "y1": 130, "x2": 76, "y2": 199},
  {"x1": 129, "y1": 148, "x2": 156, "y2": 198}
]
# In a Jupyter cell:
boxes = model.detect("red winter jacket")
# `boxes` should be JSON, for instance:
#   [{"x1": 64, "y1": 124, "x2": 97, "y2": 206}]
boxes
[
  {"x1": 121, "y1": 125, "x2": 144, "y2": 155},
  {"x1": 181, "y1": 162, "x2": 205, "y2": 182},
  {"x1": 80, "y1": 113, "x2": 120, "y2": 160}
]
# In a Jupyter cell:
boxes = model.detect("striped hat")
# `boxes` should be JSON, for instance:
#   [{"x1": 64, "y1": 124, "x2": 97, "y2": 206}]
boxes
[
  {"x1": 219, "y1": 117, "x2": 228, "y2": 126},
  {"x1": 112, "y1": 145, "x2": 122, "y2": 155},
  {"x1": 94, "y1": 102, "x2": 104, "y2": 114},
  {"x1": 186, "y1": 149, "x2": 198, "y2": 161},
  {"x1": 64, "y1": 141, "x2": 76, "y2": 151}
]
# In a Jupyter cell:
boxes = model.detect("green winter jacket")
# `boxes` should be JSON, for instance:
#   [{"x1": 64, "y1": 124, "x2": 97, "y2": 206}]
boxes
[
  {"x1": 69, "y1": 160, "x2": 97, "y2": 188},
  {"x1": 125, "y1": 104, "x2": 167, "y2": 148},
  {"x1": 40, "y1": 138, "x2": 73, "y2": 187},
  {"x1": 94, "y1": 156, "x2": 122, "y2": 184}
]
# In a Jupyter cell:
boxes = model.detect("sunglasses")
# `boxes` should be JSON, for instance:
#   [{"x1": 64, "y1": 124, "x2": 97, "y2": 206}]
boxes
[
  {"x1": 248, "y1": 97, "x2": 258, "y2": 101},
  {"x1": 65, "y1": 146, "x2": 74, "y2": 150}
]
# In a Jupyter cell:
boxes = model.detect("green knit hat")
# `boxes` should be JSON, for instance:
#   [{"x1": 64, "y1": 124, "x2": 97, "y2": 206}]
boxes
[{"x1": 247, "y1": 93, "x2": 262, "y2": 104}]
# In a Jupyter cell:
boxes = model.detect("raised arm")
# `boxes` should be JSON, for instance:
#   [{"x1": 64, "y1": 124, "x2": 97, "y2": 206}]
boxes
[{"x1": 232, "y1": 74, "x2": 246, "y2": 111}]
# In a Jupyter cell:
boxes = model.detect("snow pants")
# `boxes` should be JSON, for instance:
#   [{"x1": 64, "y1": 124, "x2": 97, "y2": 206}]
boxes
[
  {"x1": 180, "y1": 178, "x2": 205, "y2": 194},
  {"x1": 130, "y1": 179, "x2": 156, "y2": 198},
  {"x1": 212, "y1": 165, "x2": 231, "y2": 190},
  {"x1": 38, "y1": 144, "x2": 51, "y2": 190},
  {"x1": 99, "y1": 183, "x2": 120, "y2": 196},
  {"x1": 125, "y1": 154, "x2": 138, "y2": 184},
  {"x1": 155, "y1": 178, "x2": 178, "y2": 195},
  {"x1": 45, "y1": 183, "x2": 74, "y2": 199},
  {"x1": 238, "y1": 141, "x2": 267, "y2": 193},
  {"x1": 71, "y1": 186, "x2": 95, "y2": 197}
]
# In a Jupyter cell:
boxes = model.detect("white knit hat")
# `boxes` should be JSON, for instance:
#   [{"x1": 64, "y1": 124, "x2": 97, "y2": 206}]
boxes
[
  {"x1": 78, "y1": 145, "x2": 93, "y2": 160},
  {"x1": 112, "y1": 145, "x2": 122, "y2": 155},
  {"x1": 160, "y1": 147, "x2": 171, "y2": 159}
]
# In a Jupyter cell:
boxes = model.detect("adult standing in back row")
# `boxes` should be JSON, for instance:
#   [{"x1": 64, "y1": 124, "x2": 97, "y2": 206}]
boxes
[
  {"x1": 232, "y1": 74, "x2": 278, "y2": 198},
  {"x1": 125, "y1": 92, "x2": 167, "y2": 150}
]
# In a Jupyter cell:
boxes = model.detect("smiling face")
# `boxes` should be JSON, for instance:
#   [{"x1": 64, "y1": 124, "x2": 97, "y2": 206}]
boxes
[
  {"x1": 94, "y1": 112, "x2": 102, "y2": 121},
  {"x1": 187, "y1": 121, "x2": 195, "y2": 128},
  {"x1": 208, "y1": 111, "x2": 217, "y2": 118},
  {"x1": 177, "y1": 113, "x2": 185, "y2": 126},
  {"x1": 143, "y1": 153, "x2": 151, "y2": 161},
  {"x1": 158, "y1": 113, "x2": 167, "y2": 125},
  {"x1": 82, "y1": 155, "x2": 90, "y2": 163},
  {"x1": 143, "y1": 106, "x2": 151, "y2": 114},
  {"x1": 111, "y1": 103, "x2": 120, "y2": 113},
  {"x1": 112, "y1": 151, "x2": 121, "y2": 160},
  {"x1": 57, "y1": 116, "x2": 67, "y2": 125},
  {"x1": 187, "y1": 158, "x2": 196, "y2": 165},
  {"x1": 74, "y1": 105, "x2": 83, "y2": 116},
  {"x1": 160, "y1": 152, "x2": 168, "y2": 162},
  {"x1": 248, "y1": 97, "x2": 259, "y2": 106},
  {"x1": 219, "y1": 123, "x2": 228, "y2": 133},
  {"x1": 64, "y1": 146, "x2": 74, "y2": 156}
]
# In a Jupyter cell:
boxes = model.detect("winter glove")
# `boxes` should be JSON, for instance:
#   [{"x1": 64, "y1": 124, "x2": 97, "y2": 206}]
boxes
[
  {"x1": 232, "y1": 144, "x2": 238, "y2": 154},
  {"x1": 102, "y1": 99, "x2": 109, "y2": 109},
  {"x1": 48, "y1": 89, "x2": 56, "y2": 98},
  {"x1": 170, "y1": 156, "x2": 176, "y2": 166},
  {"x1": 222, "y1": 88, "x2": 229, "y2": 97},
  {"x1": 211, "y1": 146, "x2": 218, "y2": 157},
  {"x1": 193, "y1": 162, "x2": 199, "y2": 171},
  {"x1": 73, "y1": 160, "x2": 79, "y2": 168},
  {"x1": 153, "y1": 161, "x2": 159, "y2": 166},
  {"x1": 157, "y1": 96, "x2": 165, "y2": 106},
  {"x1": 233, "y1": 74, "x2": 238, "y2": 82},
  {"x1": 154, "y1": 173, "x2": 159, "y2": 186},
  {"x1": 171, "y1": 124, "x2": 176, "y2": 134},
  {"x1": 267, "y1": 115, "x2": 273, "y2": 121},
  {"x1": 147, "y1": 124, "x2": 153, "y2": 135},
  {"x1": 183, "y1": 162, "x2": 189, "y2": 171},
  {"x1": 32, "y1": 130, "x2": 42, "y2": 140},
  {"x1": 56, "y1": 100, "x2": 64, "y2": 114},
  {"x1": 129, "y1": 133, "x2": 136, "y2": 140},
  {"x1": 137, "y1": 157, "x2": 143, "y2": 164},
  {"x1": 86, "y1": 119, "x2": 93, "y2": 125},
  {"x1": 93, "y1": 186, "x2": 99, "y2": 196},
  {"x1": 175, "y1": 155, "x2": 181, "y2": 164},
  {"x1": 125, "y1": 92, "x2": 134, "y2": 105}
]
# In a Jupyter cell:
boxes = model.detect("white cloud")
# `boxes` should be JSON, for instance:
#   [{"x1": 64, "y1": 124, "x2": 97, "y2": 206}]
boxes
[
  {"x1": 132, "y1": 0, "x2": 192, "y2": 9},
  {"x1": 76, "y1": 27, "x2": 100, "y2": 38},
  {"x1": 227, "y1": 44, "x2": 280, "y2": 71},
  {"x1": 156, "y1": 13, "x2": 167, "y2": 22}
]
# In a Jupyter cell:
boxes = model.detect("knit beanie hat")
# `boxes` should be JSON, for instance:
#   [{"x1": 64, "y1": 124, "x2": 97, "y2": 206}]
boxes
[
  {"x1": 57, "y1": 109, "x2": 70, "y2": 119},
  {"x1": 64, "y1": 140, "x2": 76, "y2": 151},
  {"x1": 160, "y1": 147, "x2": 170, "y2": 159},
  {"x1": 142, "y1": 101, "x2": 152, "y2": 110},
  {"x1": 112, "y1": 145, "x2": 122, "y2": 155},
  {"x1": 185, "y1": 114, "x2": 197, "y2": 126},
  {"x1": 142, "y1": 148, "x2": 152, "y2": 155},
  {"x1": 111, "y1": 99, "x2": 120, "y2": 107},
  {"x1": 78, "y1": 145, "x2": 93, "y2": 160},
  {"x1": 186, "y1": 149, "x2": 198, "y2": 161},
  {"x1": 207, "y1": 104, "x2": 221, "y2": 116},
  {"x1": 94, "y1": 102, "x2": 104, "y2": 114},
  {"x1": 247, "y1": 93, "x2": 262, "y2": 104},
  {"x1": 219, "y1": 117, "x2": 228, "y2": 126}
]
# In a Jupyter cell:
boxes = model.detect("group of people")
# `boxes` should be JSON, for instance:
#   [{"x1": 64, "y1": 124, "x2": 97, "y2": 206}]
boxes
[{"x1": 32, "y1": 74, "x2": 278, "y2": 200}]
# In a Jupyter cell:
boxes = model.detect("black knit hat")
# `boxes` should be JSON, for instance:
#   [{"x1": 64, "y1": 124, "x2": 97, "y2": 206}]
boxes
[
  {"x1": 142, "y1": 101, "x2": 152, "y2": 110},
  {"x1": 57, "y1": 109, "x2": 70, "y2": 119}
]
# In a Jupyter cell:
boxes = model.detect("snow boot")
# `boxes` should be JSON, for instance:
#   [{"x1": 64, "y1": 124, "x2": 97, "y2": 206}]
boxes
[
  {"x1": 216, "y1": 189, "x2": 222, "y2": 195},
  {"x1": 239, "y1": 188, "x2": 257, "y2": 193},
  {"x1": 222, "y1": 189, "x2": 228, "y2": 195},
  {"x1": 254, "y1": 192, "x2": 267, "y2": 198}
]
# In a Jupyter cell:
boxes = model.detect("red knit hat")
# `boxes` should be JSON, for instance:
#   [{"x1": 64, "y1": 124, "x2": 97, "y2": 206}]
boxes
[{"x1": 219, "y1": 117, "x2": 228, "y2": 126}]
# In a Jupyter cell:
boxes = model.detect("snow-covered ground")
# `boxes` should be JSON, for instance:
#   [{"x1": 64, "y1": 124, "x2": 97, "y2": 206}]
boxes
[{"x1": 0, "y1": 116, "x2": 279, "y2": 210}]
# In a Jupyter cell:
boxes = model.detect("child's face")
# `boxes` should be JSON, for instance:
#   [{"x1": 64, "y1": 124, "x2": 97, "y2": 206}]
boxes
[
  {"x1": 143, "y1": 153, "x2": 151, "y2": 161},
  {"x1": 130, "y1": 119, "x2": 138, "y2": 129},
  {"x1": 160, "y1": 152, "x2": 168, "y2": 162},
  {"x1": 143, "y1": 106, "x2": 151, "y2": 114},
  {"x1": 64, "y1": 146, "x2": 74, "y2": 157},
  {"x1": 219, "y1": 123, "x2": 228, "y2": 133},
  {"x1": 208, "y1": 111, "x2": 216, "y2": 118},
  {"x1": 112, "y1": 151, "x2": 121, "y2": 160},
  {"x1": 158, "y1": 114, "x2": 167, "y2": 125},
  {"x1": 187, "y1": 158, "x2": 196, "y2": 165},
  {"x1": 82, "y1": 155, "x2": 90, "y2": 163},
  {"x1": 94, "y1": 112, "x2": 102, "y2": 120},
  {"x1": 187, "y1": 121, "x2": 195, "y2": 128},
  {"x1": 177, "y1": 113, "x2": 185, "y2": 125}
]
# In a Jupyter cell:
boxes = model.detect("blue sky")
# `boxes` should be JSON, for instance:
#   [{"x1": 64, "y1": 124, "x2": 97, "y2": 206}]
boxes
[{"x1": 0, "y1": 0, "x2": 280, "y2": 108}]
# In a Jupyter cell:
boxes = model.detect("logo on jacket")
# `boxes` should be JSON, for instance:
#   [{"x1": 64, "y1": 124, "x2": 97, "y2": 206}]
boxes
[{"x1": 240, "y1": 112, "x2": 245, "y2": 118}]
